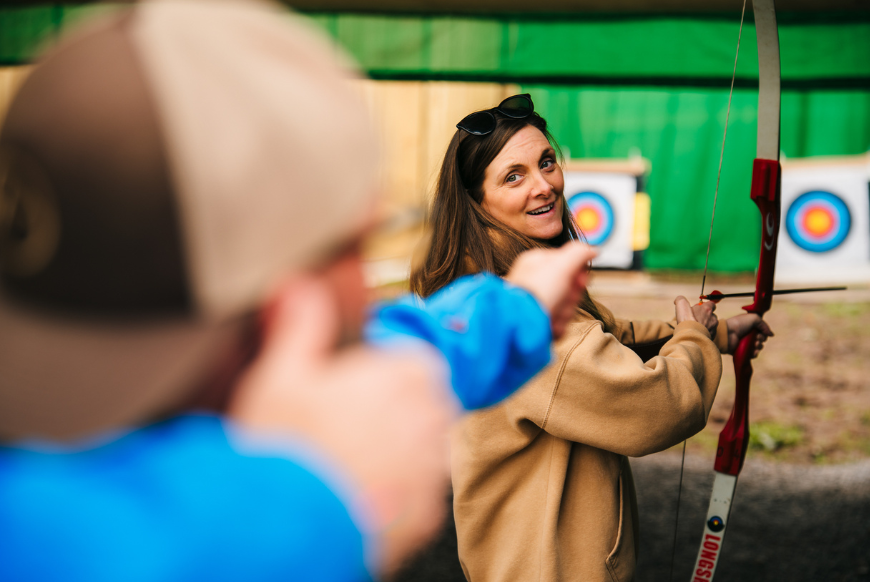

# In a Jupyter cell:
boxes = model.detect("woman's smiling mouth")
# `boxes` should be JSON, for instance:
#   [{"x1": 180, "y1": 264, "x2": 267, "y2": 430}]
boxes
[{"x1": 528, "y1": 202, "x2": 555, "y2": 216}]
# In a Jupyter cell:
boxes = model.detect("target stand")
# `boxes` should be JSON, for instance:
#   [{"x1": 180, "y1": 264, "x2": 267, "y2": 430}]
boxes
[
  {"x1": 777, "y1": 153, "x2": 870, "y2": 285},
  {"x1": 563, "y1": 158, "x2": 650, "y2": 270}
]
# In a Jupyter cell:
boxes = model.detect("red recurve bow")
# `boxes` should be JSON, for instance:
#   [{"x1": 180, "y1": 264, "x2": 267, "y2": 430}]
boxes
[{"x1": 689, "y1": 0, "x2": 782, "y2": 580}]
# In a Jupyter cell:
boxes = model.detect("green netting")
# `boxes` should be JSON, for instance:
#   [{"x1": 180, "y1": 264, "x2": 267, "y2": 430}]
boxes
[
  {"x1": 308, "y1": 12, "x2": 870, "y2": 85},
  {"x1": 5, "y1": 8, "x2": 870, "y2": 83},
  {"x1": 0, "y1": 5, "x2": 131, "y2": 64},
  {"x1": 0, "y1": 6, "x2": 60, "y2": 63}
]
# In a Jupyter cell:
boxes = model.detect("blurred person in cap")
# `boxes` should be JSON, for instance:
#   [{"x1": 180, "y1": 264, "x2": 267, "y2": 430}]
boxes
[{"x1": 0, "y1": 1, "x2": 596, "y2": 580}]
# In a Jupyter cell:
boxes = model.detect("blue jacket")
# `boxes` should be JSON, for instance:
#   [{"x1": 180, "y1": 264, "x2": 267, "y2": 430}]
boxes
[{"x1": 366, "y1": 273, "x2": 551, "y2": 410}]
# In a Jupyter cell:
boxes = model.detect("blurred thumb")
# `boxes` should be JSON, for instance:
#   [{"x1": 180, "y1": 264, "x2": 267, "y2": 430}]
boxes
[
  {"x1": 260, "y1": 275, "x2": 342, "y2": 369},
  {"x1": 560, "y1": 241, "x2": 597, "y2": 267}
]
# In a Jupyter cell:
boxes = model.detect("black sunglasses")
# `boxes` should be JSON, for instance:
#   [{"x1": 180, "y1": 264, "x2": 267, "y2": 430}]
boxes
[{"x1": 456, "y1": 94, "x2": 534, "y2": 136}]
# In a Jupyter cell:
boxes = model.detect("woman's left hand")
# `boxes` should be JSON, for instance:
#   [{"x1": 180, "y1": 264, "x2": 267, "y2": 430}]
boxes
[{"x1": 724, "y1": 313, "x2": 774, "y2": 357}]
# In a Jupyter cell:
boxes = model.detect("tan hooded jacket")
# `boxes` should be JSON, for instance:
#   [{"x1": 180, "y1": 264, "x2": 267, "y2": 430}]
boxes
[{"x1": 452, "y1": 304, "x2": 728, "y2": 582}]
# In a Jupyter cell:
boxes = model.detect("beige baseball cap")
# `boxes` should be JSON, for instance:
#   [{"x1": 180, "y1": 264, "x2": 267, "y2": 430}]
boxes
[{"x1": 0, "y1": 0, "x2": 380, "y2": 441}]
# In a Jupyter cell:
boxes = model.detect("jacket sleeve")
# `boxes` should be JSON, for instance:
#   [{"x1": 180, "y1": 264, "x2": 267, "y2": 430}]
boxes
[
  {"x1": 609, "y1": 308, "x2": 730, "y2": 359},
  {"x1": 365, "y1": 274, "x2": 552, "y2": 410},
  {"x1": 506, "y1": 317, "x2": 723, "y2": 457},
  {"x1": 610, "y1": 317, "x2": 678, "y2": 362}
]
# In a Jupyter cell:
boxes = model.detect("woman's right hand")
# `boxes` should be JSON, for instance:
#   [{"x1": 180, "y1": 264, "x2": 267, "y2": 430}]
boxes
[
  {"x1": 674, "y1": 296, "x2": 699, "y2": 325},
  {"x1": 692, "y1": 299, "x2": 719, "y2": 337},
  {"x1": 675, "y1": 295, "x2": 721, "y2": 338}
]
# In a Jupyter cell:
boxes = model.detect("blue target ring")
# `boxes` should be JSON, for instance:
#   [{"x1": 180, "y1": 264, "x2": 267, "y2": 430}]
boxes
[
  {"x1": 785, "y1": 190, "x2": 851, "y2": 253},
  {"x1": 567, "y1": 191, "x2": 614, "y2": 246}
]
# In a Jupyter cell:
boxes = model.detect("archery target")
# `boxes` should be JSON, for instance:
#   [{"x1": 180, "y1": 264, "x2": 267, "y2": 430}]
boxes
[
  {"x1": 776, "y1": 162, "x2": 870, "y2": 284},
  {"x1": 563, "y1": 171, "x2": 637, "y2": 269},
  {"x1": 567, "y1": 191, "x2": 614, "y2": 246},
  {"x1": 785, "y1": 190, "x2": 851, "y2": 253}
]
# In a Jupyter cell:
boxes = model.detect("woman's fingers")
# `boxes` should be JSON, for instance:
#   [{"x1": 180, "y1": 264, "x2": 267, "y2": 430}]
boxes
[
  {"x1": 725, "y1": 313, "x2": 775, "y2": 355},
  {"x1": 674, "y1": 296, "x2": 697, "y2": 324},
  {"x1": 691, "y1": 301, "x2": 719, "y2": 336},
  {"x1": 755, "y1": 319, "x2": 774, "y2": 338},
  {"x1": 750, "y1": 322, "x2": 775, "y2": 358}
]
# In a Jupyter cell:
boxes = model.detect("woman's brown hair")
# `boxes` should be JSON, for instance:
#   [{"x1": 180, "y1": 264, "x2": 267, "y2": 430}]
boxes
[{"x1": 409, "y1": 107, "x2": 614, "y2": 331}]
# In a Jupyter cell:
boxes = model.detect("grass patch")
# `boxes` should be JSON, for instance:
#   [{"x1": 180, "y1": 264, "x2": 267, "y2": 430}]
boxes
[
  {"x1": 828, "y1": 429, "x2": 870, "y2": 459},
  {"x1": 692, "y1": 429, "x2": 721, "y2": 451},
  {"x1": 821, "y1": 302, "x2": 870, "y2": 318},
  {"x1": 749, "y1": 421, "x2": 804, "y2": 453},
  {"x1": 845, "y1": 435, "x2": 870, "y2": 457}
]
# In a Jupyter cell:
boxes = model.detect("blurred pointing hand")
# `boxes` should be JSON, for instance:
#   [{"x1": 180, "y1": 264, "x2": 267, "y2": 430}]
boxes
[{"x1": 505, "y1": 243, "x2": 597, "y2": 339}]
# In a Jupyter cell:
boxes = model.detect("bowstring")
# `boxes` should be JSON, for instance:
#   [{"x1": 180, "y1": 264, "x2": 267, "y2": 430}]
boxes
[
  {"x1": 699, "y1": 0, "x2": 748, "y2": 301},
  {"x1": 669, "y1": 2, "x2": 747, "y2": 579}
]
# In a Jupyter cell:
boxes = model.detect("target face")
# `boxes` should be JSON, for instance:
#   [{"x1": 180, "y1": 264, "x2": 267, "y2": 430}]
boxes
[
  {"x1": 785, "y1": 190, "x2": 851, "y2": 253},
  {"x1": 567, "y1": 191, "x2": 614, "y2": 246}
]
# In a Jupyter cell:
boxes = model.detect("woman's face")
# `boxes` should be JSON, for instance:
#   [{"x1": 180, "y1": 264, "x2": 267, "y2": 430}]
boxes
[{"x1": 480, "y1": 125, "x2": 565, "y2": 241}]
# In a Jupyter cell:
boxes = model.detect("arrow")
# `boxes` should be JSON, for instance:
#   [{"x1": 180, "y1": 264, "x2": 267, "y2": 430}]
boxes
[{"x1": 701, "y1": 286, "x2": 846, "y2": 302}]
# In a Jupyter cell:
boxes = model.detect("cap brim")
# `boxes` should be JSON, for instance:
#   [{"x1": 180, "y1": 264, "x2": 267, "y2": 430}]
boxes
[{"x1": 0, "y1": 292, "x2": 241, "y2": 442}]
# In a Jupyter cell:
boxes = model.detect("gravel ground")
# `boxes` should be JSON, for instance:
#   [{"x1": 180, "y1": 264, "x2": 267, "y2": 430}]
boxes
[
  {"x1": 633, "y1": 452, "x2": 870, "y2": 582},
  {"x1": 395, "y1": 452, "x2": 870, "y2": 582}
]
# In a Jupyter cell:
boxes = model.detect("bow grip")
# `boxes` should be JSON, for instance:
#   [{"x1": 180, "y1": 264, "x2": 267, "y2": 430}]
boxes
[{"x1": 713, "y1": 328, "x2": 757, "y2": 475}]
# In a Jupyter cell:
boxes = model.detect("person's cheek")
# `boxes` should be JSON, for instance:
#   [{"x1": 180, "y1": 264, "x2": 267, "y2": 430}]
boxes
[{"x1": 322, "y1": 247, "x2": 368, "y2": 347}]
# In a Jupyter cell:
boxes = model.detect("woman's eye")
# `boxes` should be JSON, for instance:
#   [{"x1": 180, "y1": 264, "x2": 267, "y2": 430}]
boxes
[
  {"x1": 506, "y1": 173, "x2": 520, "y2": 184},
  {"x1": 541, "y1": 159, "x2": 555, "y2": 170}
]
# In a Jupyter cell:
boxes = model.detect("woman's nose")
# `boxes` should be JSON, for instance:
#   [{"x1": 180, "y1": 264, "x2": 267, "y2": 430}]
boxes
[{"x1": 529, "y1": 171, "x2": 554, "y2": 197}]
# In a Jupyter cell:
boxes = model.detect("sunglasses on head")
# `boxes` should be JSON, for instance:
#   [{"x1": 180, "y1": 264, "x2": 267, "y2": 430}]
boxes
[{"x1": 456, "y1": 94, "x2": 534, "y2": 136}]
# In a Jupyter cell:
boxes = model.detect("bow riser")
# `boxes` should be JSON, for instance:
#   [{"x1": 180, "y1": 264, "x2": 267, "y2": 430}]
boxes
[
  {"x1": 743, "y1": 159, "x2": 782, "y2": 315},
  {"x1": 714, "y1": 158, "x2": 781, "y2": 476}
]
